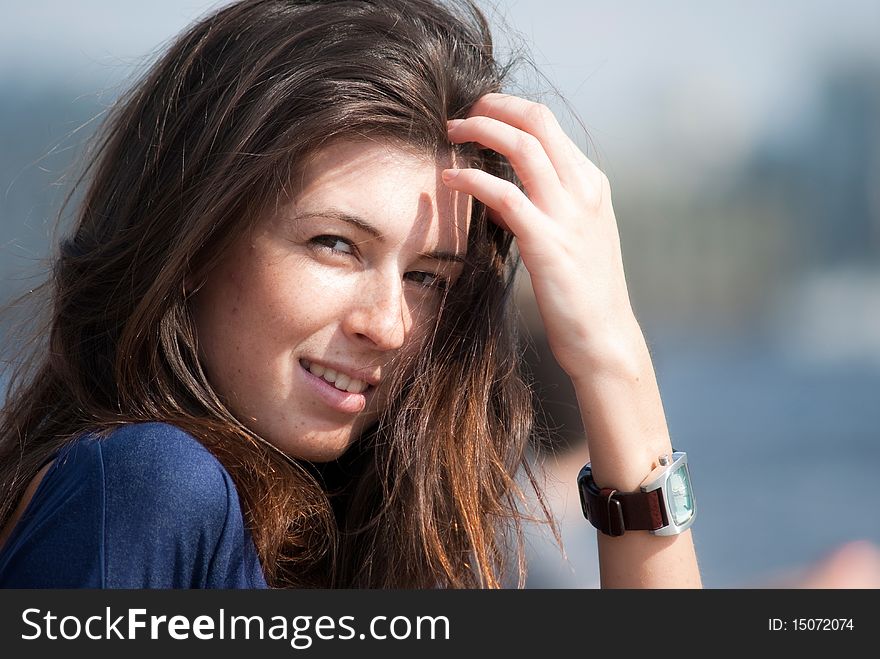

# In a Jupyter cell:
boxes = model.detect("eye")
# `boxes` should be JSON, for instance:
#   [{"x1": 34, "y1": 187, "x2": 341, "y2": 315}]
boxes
[
  {"x1": 309, "y1": 235, "x2": 356, "y2": 256},
  {"x1": 405, "y1": 271, "x2": 449, "y2": 292}
]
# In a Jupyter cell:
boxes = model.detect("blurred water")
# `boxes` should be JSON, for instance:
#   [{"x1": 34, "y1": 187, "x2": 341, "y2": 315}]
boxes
[
  {"x1": 524, "y1": 333, "x2": 880, "y2": 588},
  {"x1": 658, "y1": 336, "x2": 880, "y2": 586}
]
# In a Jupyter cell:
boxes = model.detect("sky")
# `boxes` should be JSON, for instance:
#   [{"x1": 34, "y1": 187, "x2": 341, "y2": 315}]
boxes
[{"x1": 2, "y1": 0, "x2": 879, "y2": 171}]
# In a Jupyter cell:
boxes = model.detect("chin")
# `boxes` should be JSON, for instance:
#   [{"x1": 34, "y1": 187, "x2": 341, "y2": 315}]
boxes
[
  {"x1": 271, "y1": 430, "x2": 359, "y2": 463},
  {"x1": 295, "y1": 444, "x2": 353, "y2": 463}
]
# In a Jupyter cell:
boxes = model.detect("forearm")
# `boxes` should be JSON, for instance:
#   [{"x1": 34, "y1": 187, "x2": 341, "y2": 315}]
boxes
[
  {"x1": 571, "y1": 320, "x2": 702, "y2": 589},
  {"x1": 442, "y1": 93, "x2": 702, "y2": 586}
]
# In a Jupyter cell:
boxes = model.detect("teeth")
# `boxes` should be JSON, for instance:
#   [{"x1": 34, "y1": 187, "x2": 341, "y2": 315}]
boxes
[
  {"x1": 302, "y1": 360, "x2": 368, "y2": 395},
  {"x1": 346, "y1": 379, "x2": 366, "y2": 394}
]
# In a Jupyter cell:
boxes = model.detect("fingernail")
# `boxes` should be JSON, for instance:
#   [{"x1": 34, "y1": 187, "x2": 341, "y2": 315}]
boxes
[
  {"x1": 446, "y1": 119, "x2": 465, "y2": 131},
  {"x1": 441, "y1": 169, "x2": 460, "y2": 181}
]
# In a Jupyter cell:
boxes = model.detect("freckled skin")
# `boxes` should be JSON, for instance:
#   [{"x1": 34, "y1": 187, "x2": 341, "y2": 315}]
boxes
[{"x1": 190, "y1": 141, "x2": 471, "y2": 461}]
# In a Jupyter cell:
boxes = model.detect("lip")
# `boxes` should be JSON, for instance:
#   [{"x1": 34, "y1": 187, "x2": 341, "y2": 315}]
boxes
[{"x1": 299, "y1": 360, "x2": 372, "y2": 415}]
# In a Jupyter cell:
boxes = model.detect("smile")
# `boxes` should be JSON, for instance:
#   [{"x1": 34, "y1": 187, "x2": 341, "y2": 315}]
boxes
[{"x1": 299, "y1": 359, "x2": 371, "y2": 394}]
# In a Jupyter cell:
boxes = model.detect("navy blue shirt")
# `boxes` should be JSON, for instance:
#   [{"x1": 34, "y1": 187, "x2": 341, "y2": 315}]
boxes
[{"x1": 0, "y1": 422, "x2": 268, "y2": 588}]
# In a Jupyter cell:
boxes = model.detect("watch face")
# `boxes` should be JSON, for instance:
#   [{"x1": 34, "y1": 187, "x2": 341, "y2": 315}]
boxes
[{"x1": 668, "y1": 465, "x2": 695, "y2": 526}]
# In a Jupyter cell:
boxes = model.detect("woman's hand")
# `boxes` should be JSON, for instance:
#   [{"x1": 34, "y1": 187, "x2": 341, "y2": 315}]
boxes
[
  {"x1": 444, "y1": 95, "x2": 702, "y2": 587},
  {"x1": 443, "y1": 93, "x2": 643, "y2": 382}
]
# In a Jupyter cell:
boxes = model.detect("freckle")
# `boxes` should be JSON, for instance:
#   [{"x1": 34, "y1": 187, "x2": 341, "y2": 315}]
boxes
[{"x1": 231, "y1": 306, "x2": 239, "y2": 315}]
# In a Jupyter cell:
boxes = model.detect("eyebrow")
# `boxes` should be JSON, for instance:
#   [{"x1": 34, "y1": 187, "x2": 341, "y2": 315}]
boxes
[{"x1": 293, "y1": 208, "x2": 467, "y2": 264}]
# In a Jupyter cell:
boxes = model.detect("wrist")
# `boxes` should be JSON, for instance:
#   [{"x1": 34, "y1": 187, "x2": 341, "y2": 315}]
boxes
[
  {"x1": 579, "y1": 451, "x2": 696, "y2": 537},
  {"x1": 567, "y1": 317, "x2": 671, "y2": 491},
  {"x1": 584, "y1": 442, "x2": 673, "y2": 492}
]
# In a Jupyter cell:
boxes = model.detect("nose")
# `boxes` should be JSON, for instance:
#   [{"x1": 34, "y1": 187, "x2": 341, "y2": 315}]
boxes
[{"x1": 342, "y1": 271, "x2": 410, "y2": 351}]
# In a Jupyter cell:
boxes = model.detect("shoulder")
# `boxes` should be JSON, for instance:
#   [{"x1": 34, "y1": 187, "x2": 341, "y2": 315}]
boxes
[
  {"x1": 48, "y1": 421, "x2": 236, "y2": 530},
  {"x1": 77, "y1": 421, "x2": 222, "y2": 472},
  {"x1": 0, "y1": 422, "x2": 267, "y2": 588},
  {"x1": 84, "y1": 422, "x2": 234, "y2": 510},
  {"x1": 92, "y1": 423, "x2": 263, "y2": 587},
  {"x1": 82, "y1": 422, "x2": 267, "y2": 588}
]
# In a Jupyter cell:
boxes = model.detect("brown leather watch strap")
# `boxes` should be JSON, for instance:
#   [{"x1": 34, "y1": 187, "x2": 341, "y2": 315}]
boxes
[{"x1": 577, "y1": 463, "x2": 667, "y2": 536}]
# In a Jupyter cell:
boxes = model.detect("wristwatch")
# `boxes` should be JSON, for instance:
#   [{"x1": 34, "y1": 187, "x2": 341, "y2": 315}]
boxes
[{"x1": 577, "y1": 451, "x2": 696, "y2": 537}]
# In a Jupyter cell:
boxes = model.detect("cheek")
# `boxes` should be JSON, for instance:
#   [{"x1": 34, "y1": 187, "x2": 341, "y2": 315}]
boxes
[
  {"x1": 194, "y1": 253, "x2": 290, "y2": 371},
  {"x1": 236, "y1": 247, "x2": 318, "y2": 318}
]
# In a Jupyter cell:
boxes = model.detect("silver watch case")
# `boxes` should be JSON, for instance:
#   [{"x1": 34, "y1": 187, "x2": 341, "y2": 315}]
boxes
[{"x1": 640, "y1": 451, "x2": 697, "y2": 536}]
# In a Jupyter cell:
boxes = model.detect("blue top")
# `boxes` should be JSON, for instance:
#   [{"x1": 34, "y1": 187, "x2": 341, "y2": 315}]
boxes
[{"x1": 0, "y1": 422, "x2": 268, "y2": 588}]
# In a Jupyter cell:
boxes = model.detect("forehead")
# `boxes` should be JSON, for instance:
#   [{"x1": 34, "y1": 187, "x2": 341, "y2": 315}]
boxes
[{"x1": 290, "y1": 140, "x2": 471, "y2": 249}]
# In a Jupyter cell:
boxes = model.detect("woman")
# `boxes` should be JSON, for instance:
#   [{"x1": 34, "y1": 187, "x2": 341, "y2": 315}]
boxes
[{"x1": 0, "y1": 0, "x2": 700, "y2": 588}]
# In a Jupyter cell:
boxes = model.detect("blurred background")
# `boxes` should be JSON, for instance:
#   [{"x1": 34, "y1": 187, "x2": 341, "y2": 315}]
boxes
[{"x1": 1, "y1": 1, "x2": 878, "y2": 587}]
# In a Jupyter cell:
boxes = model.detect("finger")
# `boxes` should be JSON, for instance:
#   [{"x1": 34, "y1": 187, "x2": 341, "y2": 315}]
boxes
[
  {"x1": 467, "y1": 93, "x2": 601, "y2": 188},
  {"x1": 447, "y1": 116, "x2": 566, "y2": 211},
  {"x1": 440, "y1": 168, "x2": 540, "y2": 240}
]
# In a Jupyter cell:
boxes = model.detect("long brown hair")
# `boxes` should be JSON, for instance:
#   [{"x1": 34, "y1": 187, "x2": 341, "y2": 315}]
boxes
[{"x1": 0, "y1": 0, "x2": 553, "y2": 588}]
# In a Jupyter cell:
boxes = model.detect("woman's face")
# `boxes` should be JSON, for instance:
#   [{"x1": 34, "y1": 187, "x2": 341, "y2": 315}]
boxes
[{"x1": 191, "y1": 140, "x2": 471, "y2": 461}]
